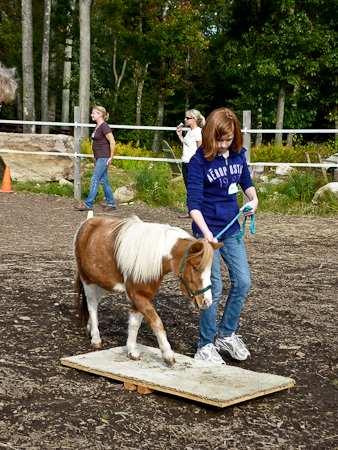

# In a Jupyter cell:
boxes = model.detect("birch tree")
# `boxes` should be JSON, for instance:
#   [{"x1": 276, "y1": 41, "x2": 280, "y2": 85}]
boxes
[
  {"x1": 112, "y1": 35, "x2": 127, "y2": 107},
  {"x1": 41, "y1": 0, "x2": 52, "y2": 134},
  {"x1": 61, "y1": 1, "x2": 75, "y2": 127},
  {"x1": 21, "y1": 0, "x2": 35, "y2": 133},
  {"x1": 275, "y1": 82, "x2": 286, "y2": 145}
]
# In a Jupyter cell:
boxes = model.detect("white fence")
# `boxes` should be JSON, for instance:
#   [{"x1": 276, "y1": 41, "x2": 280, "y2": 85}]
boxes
[{"x1": 1, "y1": 108, "x2": 338, "y2": 200}]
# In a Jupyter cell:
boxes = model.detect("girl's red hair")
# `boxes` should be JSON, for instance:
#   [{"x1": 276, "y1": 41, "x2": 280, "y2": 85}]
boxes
[{"x1": 202, "y1": 108, "x2": 243, "y2": 161}]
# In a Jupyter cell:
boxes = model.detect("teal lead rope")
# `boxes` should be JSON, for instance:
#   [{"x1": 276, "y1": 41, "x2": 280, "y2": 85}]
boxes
[{"x1": 215, "y1": 206, "x2": 255, "y2": 242}]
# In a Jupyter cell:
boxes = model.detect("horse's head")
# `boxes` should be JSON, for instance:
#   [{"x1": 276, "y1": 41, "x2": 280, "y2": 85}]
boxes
[{"x1": 177, "y1": 239, "x2": 223, "y2": 311}]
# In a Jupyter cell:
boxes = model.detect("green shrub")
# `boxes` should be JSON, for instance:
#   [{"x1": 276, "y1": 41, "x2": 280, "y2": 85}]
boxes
[
  {"x1": 113, "y1": 142, "x2": 154, "y2": 171},
  {"x1": 135, "y1": 163, "x2": 186, "y2": 208},
  {"x1": 252, "y1": 141, "x2": 334, "y2": 164},
  {"x1": 81, "y1": 140, "x2": 155, "y2": 171},
  {"x1": 278, "y1": 171, "x2": 324, "y2": 203}
]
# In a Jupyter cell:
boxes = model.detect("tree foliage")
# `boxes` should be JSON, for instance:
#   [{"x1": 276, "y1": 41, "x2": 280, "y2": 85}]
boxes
[{"x1": 0, "y1": 0, "x2": 337, "y2": 148}]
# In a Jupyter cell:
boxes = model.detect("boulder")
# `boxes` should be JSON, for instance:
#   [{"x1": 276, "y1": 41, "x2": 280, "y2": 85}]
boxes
[
  {"x1": 250, "y1": 165, "x2": 264, "y2": 179},
  {"x1": 113, "y1": 184, "x2": 136, "y2": 203},
  {"x1": 312, "y1": 182, "x2": 338, "y2": 203},
  {"x1": 270, "y1": 178, "x2": 284, "y2": 185},
  {"x1": 0, "y1": 133, "x2": 76, "y2": 182},
  {"x1": 260, "y1": 175, "x2": 269, "y2": 183},
  {"x1": 59, "y1": 178, "x2": 73, "y2": 186},
  {"x1": 275, "y1": 165, "x2": 295, "y2": 177}
]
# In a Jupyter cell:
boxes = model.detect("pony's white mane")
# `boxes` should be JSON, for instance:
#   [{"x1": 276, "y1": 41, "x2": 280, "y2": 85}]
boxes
[{"x1": 114, "y1": 216, "x2": 191, "y2": 283}]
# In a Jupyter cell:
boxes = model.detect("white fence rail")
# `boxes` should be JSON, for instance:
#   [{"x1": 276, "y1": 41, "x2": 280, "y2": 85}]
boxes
[
  {"x1": 1, "y1": 118, "x2": 338, "y2": 134},
  {"x1": 1, "y1": 109, "x2": 338, "y2": 200}
]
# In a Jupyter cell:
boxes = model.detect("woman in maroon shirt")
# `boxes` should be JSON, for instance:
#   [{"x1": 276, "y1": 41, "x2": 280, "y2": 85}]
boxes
[{"x1": 75, "y1": 106, "x2": 116, "y2": 212}]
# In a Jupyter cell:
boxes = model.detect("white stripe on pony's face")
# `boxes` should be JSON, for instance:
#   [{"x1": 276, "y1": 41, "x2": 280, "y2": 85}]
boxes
[{"x1": 198, "y1": 260, "x2": 213, "y2": 309}]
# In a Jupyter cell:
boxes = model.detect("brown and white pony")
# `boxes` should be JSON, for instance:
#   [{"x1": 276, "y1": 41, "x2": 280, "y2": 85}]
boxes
[{"x1": 73, "y1": 215, "x2": 222, "y2": 365}]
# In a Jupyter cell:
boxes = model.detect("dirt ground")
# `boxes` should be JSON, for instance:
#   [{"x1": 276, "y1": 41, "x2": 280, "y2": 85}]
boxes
[{"x1": 0, "y1": 192, "x2": 337, "y2": 450}]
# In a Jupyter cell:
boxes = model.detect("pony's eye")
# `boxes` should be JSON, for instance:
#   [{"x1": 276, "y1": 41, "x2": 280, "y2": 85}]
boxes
[{"x1": 193, "y1": 267, "x2": 199, "y2": 272}]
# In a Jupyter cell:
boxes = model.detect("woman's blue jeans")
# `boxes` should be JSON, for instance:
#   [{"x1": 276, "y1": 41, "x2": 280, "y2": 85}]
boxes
[
  {"x1": 84, "y1": 157, "x2": 115, "y2": 209},
  {"x1": 193, "y1": 229, "x2": 251, "y2": 348}
]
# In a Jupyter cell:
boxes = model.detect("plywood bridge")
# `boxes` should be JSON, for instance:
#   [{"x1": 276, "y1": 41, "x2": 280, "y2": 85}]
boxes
[{"x1": 61, "y1": 345, "x2": 295, "y2": 408}]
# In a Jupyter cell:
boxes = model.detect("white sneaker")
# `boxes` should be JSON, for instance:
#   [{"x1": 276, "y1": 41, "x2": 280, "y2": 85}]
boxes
[
  {"x1": 194, "y1": 343, "x2": 225, "y2": 364},
  {"x1": 215, "y1": 332, "x2": 251, "y2": 361}
]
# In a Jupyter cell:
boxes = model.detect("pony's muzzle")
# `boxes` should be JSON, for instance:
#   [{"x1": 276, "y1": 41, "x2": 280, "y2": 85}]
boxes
[
  {"x1": 194, "y1": 296, "x2": 212, "y2": 311},
  {"x1": 201, "y1": 297, "x2": 212, "y2": 309}
]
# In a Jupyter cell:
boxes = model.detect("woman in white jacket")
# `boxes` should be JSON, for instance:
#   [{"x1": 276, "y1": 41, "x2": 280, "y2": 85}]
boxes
[
  {"x1": 176, "y1": 109, "x2": 205, "y2": 218},
  {"x1": 176, "y1": 109, "x2": 205, "y2": 188}
]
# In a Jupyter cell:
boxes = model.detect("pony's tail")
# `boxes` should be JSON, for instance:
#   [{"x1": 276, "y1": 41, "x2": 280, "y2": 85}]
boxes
[{"x1": 72, "y1": 273, "x2": 89, "y2": 328}]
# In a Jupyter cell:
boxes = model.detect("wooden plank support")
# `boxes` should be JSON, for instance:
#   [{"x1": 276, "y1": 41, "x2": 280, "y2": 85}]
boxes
[
  {"x1": 123, "y1": 381, "x2": 154, "y2": 395},
  {"x1": 137, "y1": 385, "x2": 154, "y2": 395},
  {"x1": 124, "y1": 382, "x2": 137, "y2": 391}
]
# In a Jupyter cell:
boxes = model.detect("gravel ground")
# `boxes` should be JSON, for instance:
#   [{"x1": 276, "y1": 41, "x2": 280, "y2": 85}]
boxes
[{"x1": 0, "y1": 192, "x2": 337, "y2": 450}]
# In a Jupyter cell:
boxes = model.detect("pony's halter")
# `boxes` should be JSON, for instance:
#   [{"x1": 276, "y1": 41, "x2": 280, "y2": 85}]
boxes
[{"x1": 178, "y1": 242, "x2": 211, "y2": 300}]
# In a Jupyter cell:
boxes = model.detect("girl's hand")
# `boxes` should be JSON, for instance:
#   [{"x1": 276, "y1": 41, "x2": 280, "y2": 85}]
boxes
[
  {"x1": 203, "y1": 229, "x2": 218, "y2": 243},
  {"x1": 241, "y1": 198, "x2": 258, "y2": 216},
  {"x1": 176, "y1": 126, "x2": 183, "y2": 137},
  {"x1": 106, "y1": 156, "x2": 113, "y2": 166}
]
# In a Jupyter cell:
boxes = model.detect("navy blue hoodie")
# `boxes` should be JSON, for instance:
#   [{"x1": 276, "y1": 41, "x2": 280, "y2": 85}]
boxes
[{"x1": 187, "y1": 146, "x2": 254, "y2": 237}]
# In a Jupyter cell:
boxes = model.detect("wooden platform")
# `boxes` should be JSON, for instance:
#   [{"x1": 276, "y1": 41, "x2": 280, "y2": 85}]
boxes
[{"x1": 60, "y1": 345, "x2": 295, "y2": 408}]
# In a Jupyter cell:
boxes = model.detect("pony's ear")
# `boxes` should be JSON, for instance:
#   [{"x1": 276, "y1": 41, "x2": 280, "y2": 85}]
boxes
[
  {"x1": 189, "y1": 241, "x2": 204, "y2": 253},
  {"x1": 210, "y1": 242, "x2": 223, "y2": 250}
]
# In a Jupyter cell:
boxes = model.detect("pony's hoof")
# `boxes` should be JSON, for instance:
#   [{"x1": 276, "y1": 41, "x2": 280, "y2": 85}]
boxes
[
  {"x1": 128, "y1": 352, "x2": 140, "y2": 361},
  {"x1": 92, "y1": 342, "x2": 101, "y2": 349},
  {"x1": 164, "y1": 357, "x2": 175, "y2": 366}
]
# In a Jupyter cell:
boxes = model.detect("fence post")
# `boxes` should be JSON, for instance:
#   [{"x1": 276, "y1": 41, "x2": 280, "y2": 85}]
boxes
[
  {"x1": 242, "y1": 111, "x2": 251, "y2": 205},
  {"x1": 243, "y1": 110, "x2": 251, "y2": 163},
  {"x1": 74, "y1": 106, "x2": 82, "y2": 200}
]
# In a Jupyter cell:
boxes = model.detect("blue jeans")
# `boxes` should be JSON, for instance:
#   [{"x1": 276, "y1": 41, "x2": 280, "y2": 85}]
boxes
[
  {"x1": 194, "y1": 230, "x2": 251, "y2": 348},
  {"x1": 84, "y1": 158, "x2": 115, "y2": 209}
]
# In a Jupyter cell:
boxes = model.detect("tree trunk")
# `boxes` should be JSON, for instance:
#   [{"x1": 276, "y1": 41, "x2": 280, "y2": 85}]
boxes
[
  {"x1": 16, "y1": 90, "x2": 23, "y2": 121},
  {"x1": 61, "y1": 45, "x2": 72, "y2": 128},
  {"x1": 61, "y1": 1, "x2": 74, "y2": 128},
  {"x1": 113, "y1": 35, "x2": 127, "y2": 108},
  {"x1": 152, "y1": 90, "x2": 165, "y2": 155},
  {"x1": 41, "y1": 0, "x2": 52, "y2": 134},
  {"x1": 134, "y1": 61, "x2": 148, "y2": 143},
  {"x1": 49, "y1": 92, "x2": 56, "y2": 122},
  {"x1": 275, "y1": 81, "x2": 286, "y2": 145},
  {"x1": 287, "y1": 84, "x2": 299, "y2": 146},
  {"x1": 79, "y1": 0, "x2": 91, "y2": 141},
  {"x1": 21, "y1": 0, "x2": 35, "y2": 133},
  {"x1": 335, "y1": 76, "x2": 338, "y2": 151},
  {"x1": 255, "y1": 95, "x2": 262, "y2": 146},
  {"x1": 184, "y1": 47, "x2": 190, "y2": 112},
  {"x1": 256, "y1": 0, "x2": 261, "y2": 13}
]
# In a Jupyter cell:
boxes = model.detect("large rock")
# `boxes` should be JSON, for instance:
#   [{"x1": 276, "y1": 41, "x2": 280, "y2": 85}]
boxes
[
  {"x1": 275, "y1": 165, "x2": 295, "y2": 177},
  {"x1": 0, "y1": 133, "x2": 75, "y2": 182},
  {"x1": 250, "y1": 165, "x2": 264, "y2": 179},
  {"x1": 113, "y1": 184, "x2": 136, "y2": 203},
  {"x1": 312, "y1": 182, "x2": 338, "y2": 203}
]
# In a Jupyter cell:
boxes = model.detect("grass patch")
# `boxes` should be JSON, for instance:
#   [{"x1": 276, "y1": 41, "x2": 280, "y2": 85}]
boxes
[{"x1": 12, "y1": 179, "x2": 75, "y2": 198}]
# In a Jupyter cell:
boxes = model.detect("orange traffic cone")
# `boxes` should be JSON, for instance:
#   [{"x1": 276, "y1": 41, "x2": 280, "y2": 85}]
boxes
[{"x1": 0, "y1": 166, "x2": 14, "y2": 193}]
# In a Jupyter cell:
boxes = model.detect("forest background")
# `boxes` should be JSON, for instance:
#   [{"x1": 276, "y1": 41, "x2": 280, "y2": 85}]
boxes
[{"x1": 0, "y1": 0, "x2": 338, "y2": 153}]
